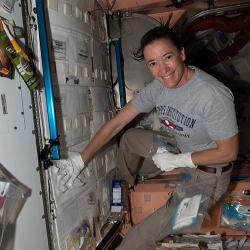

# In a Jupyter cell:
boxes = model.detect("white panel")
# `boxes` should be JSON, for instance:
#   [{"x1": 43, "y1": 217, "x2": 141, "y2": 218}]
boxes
[
  {"x1": 43, "y1": 2, "x2": 117, "y2": 249},
  {"x1": 105, "y1": 145, "x2": 117, "y2": 173},
  {"x1": 0, "y1": 1, "x2": 48, "y2": 250},
  {"x1": 92, "y1": 39, "x2": 109, "y2": 86},
  {"x1": 0, "y1": 76, "x2": 48, "y2": 250},
  {"x1": 48, "y1": 163, "x2": 95, "y2": 208},
  {"x1": 48, "y1": 7, "x2": 91, "y2": 36},
  {"x1": 63, "y1": 2, "x2": 73, "y2": 16},
  {"x1": 48, "y1": 0, "x2": 58, "y2": 11},
  {"x1": 93, "y1": 154, "x2": 106, "y2": 180},
  {"x1": 48, "y1": 7, "x2": 93, "y2": 149},
  {"x1": 0, "y1": 75, "x2": 25, "y2": 133},
  {"x1": 92, "y1": 111, "x2": 108, "y2": 133},
  {"x1": 48, "y1": 153, "x2": 97, "y2": 249},
  {"x1": 91, "y1": 11, "x2": 108, "y2": 43},
  {"x1": 90, "y1": 86, "x2": 110, "y2": 112},
  {"x1": 93, "y1": 144, "x2": 117, "y2": 180},
  {"x1": 91, "y1": 86, "x2": 116, "y2": 132},
  {"x1": 51, "y1": 28, "x2": 92, "y2": 86},
  {"x1": 96, "y1": 175, "x2": 113, "y2": 224},
  {"x1": 53, "y1": 85, "x2": 91, "y2": 149},
  {"x1": 52, "y1": 185, "x2": 98, "y2": 250},
  {"x1": 74, "y1": 6, "x2": 82, "y2": 19}
]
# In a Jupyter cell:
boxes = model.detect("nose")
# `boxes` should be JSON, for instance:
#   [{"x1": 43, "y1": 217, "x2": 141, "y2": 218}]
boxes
[{"x1": 158, "y1": 60, "x2": 170, "y2": 74}]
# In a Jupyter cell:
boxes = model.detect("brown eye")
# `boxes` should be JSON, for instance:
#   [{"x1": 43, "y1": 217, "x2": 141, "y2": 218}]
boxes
[
  {"x1": 148, "y1": 61, "x2": 157, "y2": 68},
  {"x1": 163, "y1": 54, "x2": 172, "y2": 62}
]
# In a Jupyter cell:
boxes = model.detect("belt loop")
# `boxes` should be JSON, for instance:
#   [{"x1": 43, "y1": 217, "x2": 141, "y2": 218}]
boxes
[{"x1": 216, "y1": 167, "x2": 222, "y2": 176}]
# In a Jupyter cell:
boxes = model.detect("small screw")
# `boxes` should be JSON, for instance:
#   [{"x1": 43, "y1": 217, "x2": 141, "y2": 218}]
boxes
[
  {"x1": 29, "y1": 105, "x2": 32, "y2": 109},
  {"x1": 14, "y1": 126, "x2": 17, "y2": 130},
  {"x1": 21, "y1": 112, "x2": 24, "y2": 115},
  {"x1": 18, "y1": 86, "x2": 21, "y2": 90}
]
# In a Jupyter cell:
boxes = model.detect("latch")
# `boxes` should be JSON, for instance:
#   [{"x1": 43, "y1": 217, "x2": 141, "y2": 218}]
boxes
[{"x1": 40, "y1": 137, "x2": 60, "y2": 169}]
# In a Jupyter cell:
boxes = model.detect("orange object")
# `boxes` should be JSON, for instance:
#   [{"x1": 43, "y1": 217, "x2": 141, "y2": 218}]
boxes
[{"x1": 130, "y1": 181, "x2": 175, "y2": 224}]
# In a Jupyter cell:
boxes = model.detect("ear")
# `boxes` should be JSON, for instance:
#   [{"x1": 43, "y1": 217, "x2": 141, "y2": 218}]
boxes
[{"x1": 180, "y1": 47, "x2": 186, "y2": 61}]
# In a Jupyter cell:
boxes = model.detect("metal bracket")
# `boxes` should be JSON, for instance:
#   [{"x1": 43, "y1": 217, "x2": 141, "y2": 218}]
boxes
[{"x1": 40, "y1": 137, "x2": 60, "y2": 169}]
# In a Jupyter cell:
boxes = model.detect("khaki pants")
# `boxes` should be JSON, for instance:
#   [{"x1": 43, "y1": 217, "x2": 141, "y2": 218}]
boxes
[{"x1": 116, "y1": 128, "x2": 232, "y2": 250}]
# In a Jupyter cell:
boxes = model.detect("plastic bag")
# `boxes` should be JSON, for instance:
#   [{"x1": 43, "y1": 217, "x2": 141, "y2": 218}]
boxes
[
  {"x1": 66, "y1": 220, "x2": 95, "y2": 250},
  {"x1": 221, "y1": 194, "x2": 250, "y2": 232},
  {"x1": 169, "y1": 176, "x2": 216, "y2": 234},
  {"x1": 0, "y1": 163, "x2": 31, "y2": 246}
]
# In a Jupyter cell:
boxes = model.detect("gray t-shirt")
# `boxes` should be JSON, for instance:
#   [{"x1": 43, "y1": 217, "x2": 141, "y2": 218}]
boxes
[{"x1": 132, "y1": 67, "x2": 238, "y2": 153}]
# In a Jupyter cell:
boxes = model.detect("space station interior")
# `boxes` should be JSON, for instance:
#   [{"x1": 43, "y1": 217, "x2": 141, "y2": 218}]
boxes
[{"x1": 0, "y1": 0, "x2": 250, "y2": 249}]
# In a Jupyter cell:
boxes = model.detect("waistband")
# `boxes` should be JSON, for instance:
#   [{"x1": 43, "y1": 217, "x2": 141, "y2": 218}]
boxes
[{"x1": 197, "y1": 163, "x2": 232, "y2": 174}]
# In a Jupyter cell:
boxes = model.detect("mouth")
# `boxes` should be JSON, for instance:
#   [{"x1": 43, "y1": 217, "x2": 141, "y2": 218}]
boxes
[{"x1": 162, "y1": 72, "x2": 174, "y2": 80}]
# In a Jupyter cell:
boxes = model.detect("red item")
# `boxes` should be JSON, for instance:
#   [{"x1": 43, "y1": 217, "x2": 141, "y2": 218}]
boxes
[{"x1": 0, "y1": 196, "x2": 5, "y2": 209}]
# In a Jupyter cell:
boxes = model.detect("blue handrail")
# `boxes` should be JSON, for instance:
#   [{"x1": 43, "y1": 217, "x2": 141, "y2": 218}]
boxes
[
  {"x1": 36, "y1": 1, "x2": 60, "y2": 160},
  {"x1": 114, "y1": 39, "x2": 126, "y2": 107}
]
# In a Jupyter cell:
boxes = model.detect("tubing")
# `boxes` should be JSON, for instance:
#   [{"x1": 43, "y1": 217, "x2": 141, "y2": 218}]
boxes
[
  {"x1": 189, "y1": 14, "x2": 250, "y2": 33},
  {"x1": 114, "y1": 39, "x2": 126, "y2": 107},
  {"x1": 187, "y1": 13, "x2": 250, "y2": 67},
  {"x1": 207, "y1": 27, "x2": 250, "y2": 66},
  {"x1": 36, "y1": 0, "x2": 60, "y2": 160}
]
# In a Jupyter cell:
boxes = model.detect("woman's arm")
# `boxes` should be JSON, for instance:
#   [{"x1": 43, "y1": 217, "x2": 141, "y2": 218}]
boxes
[
  {"x1": 191, "y1": 133, "x2": 239, "y2": 166},
  {"x1": 81, "y1": 101, "x2": 140, "y2": 164},
  {"x1": 152, "y1": 133, "x2": 239, "y2": 171}
]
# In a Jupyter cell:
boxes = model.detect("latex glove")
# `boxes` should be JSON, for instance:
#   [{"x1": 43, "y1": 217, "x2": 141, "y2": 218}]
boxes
[
  {"x1": 53, "y1": 152, "x2": 85, "y2": 189},
  {"x1": 152, "y1": 147, "x2": 196, "y2": 172}
]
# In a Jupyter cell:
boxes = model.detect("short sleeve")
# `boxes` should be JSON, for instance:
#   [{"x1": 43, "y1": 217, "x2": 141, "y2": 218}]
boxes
[
  {"x1": 203, "y1": 87, "x2": 238, "y2": 140},
  {"x1": 132, "y1": 80, "x2": 161, "y2": 113}
]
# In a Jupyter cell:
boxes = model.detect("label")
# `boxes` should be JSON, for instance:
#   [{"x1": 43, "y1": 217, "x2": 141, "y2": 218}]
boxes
[
  {"x1": 5, "y1": 46, "x2": 39, "y2": 89},
  {"x1": 52, "y1": 39, "x2": 66, "y2": 60},
  {"x1": 112, "y1": 187, "x2": 121, "y2": 203}
]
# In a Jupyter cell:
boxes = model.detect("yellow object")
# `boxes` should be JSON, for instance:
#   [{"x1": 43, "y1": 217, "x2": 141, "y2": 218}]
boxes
[
  {"x1": 0, "y1": 68, "x2": 10, "y2": 75},
  {"x1": 1, "y1": 20, "x2": 29, "y2": 62}
]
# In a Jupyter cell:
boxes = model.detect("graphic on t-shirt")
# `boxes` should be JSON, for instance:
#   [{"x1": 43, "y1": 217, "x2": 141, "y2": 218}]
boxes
[
  {"x1": 161, "y1": 118, "x2": 183, "y2": 131},
  {"x1": 156, "y1": 105, "x2": 197, "y2": 137}
]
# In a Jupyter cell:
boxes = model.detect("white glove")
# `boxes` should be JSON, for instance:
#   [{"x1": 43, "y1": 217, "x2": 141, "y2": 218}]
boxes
[
  {"x1": 152, "y1": 147, "x2": 196, "y2": 172},
  {"x1": 53, "y1": 152, "x2": 85, "y2": 189}
]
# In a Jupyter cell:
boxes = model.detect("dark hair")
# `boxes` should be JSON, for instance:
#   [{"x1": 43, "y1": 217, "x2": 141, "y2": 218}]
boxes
[{"x1": 133, "y1": 24, "x2": 183, "y2": 61}]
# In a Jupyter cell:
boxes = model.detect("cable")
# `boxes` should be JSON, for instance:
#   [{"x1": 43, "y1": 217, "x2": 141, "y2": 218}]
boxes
[{"x1": 110, "y1": 0, "x2": 117, "y2": 10}]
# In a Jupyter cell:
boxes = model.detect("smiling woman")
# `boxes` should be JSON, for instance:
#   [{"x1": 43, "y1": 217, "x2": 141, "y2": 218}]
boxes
[
  {"x1": 132, "y1": 25, "x2": 194, "y2": 88},
  {"x1": 143, "y1": 38, "x2": 193, "y2": 88}
]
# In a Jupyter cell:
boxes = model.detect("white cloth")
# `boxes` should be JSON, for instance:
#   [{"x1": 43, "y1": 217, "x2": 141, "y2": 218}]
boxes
[
  {"x1": 152, "y1": 147, "x2": 196, "y2": 172},
  {"x1": 53, "y1": 152, "x2": 85, "y2": 189}
]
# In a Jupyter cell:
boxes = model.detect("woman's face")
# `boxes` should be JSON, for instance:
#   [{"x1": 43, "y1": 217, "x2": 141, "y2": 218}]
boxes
[{"x1": 143, "y1": 38, "x2": 188, "y2": 88}]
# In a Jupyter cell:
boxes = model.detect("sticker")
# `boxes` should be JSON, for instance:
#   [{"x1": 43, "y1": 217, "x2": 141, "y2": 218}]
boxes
[
  {"x1": 77, "y1": 40, "x2": 89, "y2": 63},
  {"x1": 52, "y1": 39, "x2": 66, "y2": 60}
]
